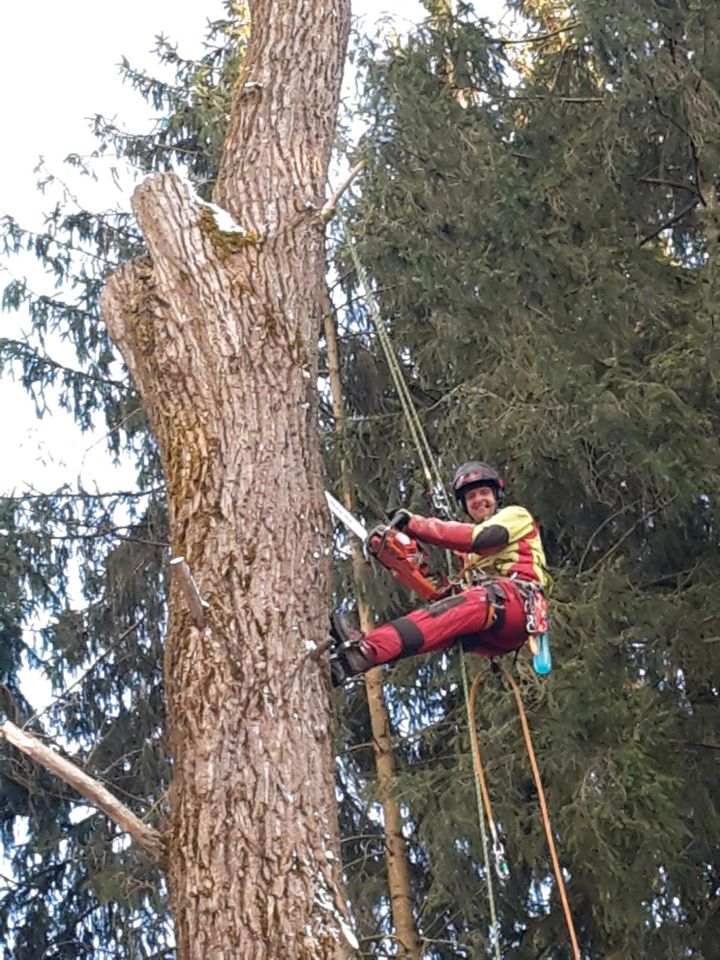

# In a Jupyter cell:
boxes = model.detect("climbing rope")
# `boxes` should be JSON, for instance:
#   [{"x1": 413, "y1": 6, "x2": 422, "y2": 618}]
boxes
[
  {"x1": 459, "y1": 654, "x2": 502, "y2": 960},
  {"x1": 345, "y1": 229, "x2": 502, "y2": 956},
  {"x1": 469, "y1": 668, "x2": 581, "y2": 960},
  {"x1": 343, "y1": 231, "x2": 454, "y2": 520}
]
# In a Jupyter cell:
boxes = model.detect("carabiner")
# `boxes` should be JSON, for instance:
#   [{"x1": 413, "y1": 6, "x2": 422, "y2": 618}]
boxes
[{"x1": 493, "y1": 840, "x2": 510, "y2": 881}]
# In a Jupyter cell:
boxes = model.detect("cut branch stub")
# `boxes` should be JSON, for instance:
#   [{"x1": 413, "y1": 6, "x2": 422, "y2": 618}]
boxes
[{"x1": 169, "y1": 556, "x2": 209, "y2": 629}]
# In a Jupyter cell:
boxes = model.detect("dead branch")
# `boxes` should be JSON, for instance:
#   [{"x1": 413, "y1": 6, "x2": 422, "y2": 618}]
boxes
[
  {"x1": 0, "y1": 721, "x2": 164, "y2": 863},
  {"x1": 321, "y1": 160, "x2": 366, "y2": 223},
  {"x1": 638, "y1": 198, "x2": 698, "y2": 246}
]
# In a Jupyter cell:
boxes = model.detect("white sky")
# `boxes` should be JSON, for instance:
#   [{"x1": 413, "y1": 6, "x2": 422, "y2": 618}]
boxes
[
  {"x1": 0, "y1": 0, "x2": 432, "y2": 494},
  {"x1": 0, "y1": 1, "x2": 217, "y2": 221}
]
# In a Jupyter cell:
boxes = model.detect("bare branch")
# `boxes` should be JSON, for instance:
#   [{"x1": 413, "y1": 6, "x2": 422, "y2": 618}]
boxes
[
  {"x1": 580, "y1": 496, "x2": 677, "y2": 576},
  {"x1": 638, "y1": 198, "x2": 698, "y2": 246},
  {"x1": 637, "y1": 176, "x2": 698, "y2": 194},
  {"x1": 577, "y1": 500, "x2": 638, "y2": 575},
  {"x1": 498, "y1": 95, "x2": 606, "y2": 103},
  {"x1": 0, "y1": 721, "x2": 164, "y2": 863},
  {"x1": 321, "y1": 160, "x2": 365, "y2": 223}
]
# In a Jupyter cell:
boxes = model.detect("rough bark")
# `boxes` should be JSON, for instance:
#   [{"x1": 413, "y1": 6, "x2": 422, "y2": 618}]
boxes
[
  {"x1": 322, "y1": 293, "x2": 423, "y2": 958},
  {"x1": 101, "y1": 2, "x2": 353, "y2": 958}
]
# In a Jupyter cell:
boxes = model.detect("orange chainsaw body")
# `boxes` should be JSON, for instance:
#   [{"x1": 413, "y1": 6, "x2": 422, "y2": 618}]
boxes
[{"x1": 365, "y1": 527, "x2": 452, "y2": 602}]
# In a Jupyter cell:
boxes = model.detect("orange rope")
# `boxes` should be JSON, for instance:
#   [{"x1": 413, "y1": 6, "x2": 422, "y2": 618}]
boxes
[{"x1": 468, "y1": 666, "x2": 581, "y2": 960}]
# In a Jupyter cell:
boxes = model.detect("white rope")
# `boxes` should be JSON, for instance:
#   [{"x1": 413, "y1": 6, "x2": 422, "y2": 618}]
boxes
[
  {"x1": 460, "y1": 652, "x2": 503, "y2": 960},
  {"x1": 343, "y1": 232, "x2": 453, "y2": 519}
]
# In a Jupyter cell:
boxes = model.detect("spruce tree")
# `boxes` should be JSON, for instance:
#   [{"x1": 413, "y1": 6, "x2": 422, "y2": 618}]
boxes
[
  {"x1": 334, "y1": 0, "x2": 720, "y2": 956},
  {"x1": 3, "y1": 0, "x2": 719, "y2": 957}
]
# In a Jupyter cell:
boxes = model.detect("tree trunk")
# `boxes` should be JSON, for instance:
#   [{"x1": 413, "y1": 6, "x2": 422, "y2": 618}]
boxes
[
  {"x1": 322, "y1": 296, "x2": 423, "y2": 958},
  {"x1": 101, "y1": 2, "x2": 352, "y2": 957}
]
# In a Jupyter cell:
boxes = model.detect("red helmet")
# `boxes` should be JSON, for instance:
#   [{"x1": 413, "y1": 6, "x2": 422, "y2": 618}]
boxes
[{"x1": 451, "y1": 461, "x2": 505, "y2": 510}]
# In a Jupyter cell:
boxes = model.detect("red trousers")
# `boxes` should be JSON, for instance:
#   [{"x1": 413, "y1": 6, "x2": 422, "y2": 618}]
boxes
[{"x1": 362, "y1": 579, "x2": 529, "y2": 665}]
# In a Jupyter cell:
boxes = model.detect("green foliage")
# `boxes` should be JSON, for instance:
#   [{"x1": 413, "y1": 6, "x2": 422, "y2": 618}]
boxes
[
  {"x1": 2, "y1": 0, "x2": 720, "y2": 957},
  {"x1": 94, "y1": 7, "x2": 249, "y2": 199},
  {"x1": 329, "y1": 0, "x2": 720, "y2": 956}
]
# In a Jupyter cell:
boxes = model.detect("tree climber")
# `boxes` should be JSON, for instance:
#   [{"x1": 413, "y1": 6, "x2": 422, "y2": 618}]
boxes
[{"x1": 331, "y1": 461, "x2": 550, "y2": 685}]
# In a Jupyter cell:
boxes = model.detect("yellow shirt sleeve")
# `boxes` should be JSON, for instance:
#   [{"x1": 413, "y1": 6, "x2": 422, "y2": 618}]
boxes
[{"x1": 471, "y1": 505, "x2": 535, "y2": 546}]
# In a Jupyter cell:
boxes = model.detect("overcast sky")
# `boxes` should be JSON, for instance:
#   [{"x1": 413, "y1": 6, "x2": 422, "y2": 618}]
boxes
[
  {"x1": 0, "y1": 0, "x2": 431, "y2": 493},
  {"x1": 0, "y1": 1, "x2": 426, "y2": 222}
]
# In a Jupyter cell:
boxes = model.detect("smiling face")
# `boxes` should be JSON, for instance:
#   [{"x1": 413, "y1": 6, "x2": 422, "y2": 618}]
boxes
[{"x1": 464, "y1": 484, "x2": 498, "y2": 523}]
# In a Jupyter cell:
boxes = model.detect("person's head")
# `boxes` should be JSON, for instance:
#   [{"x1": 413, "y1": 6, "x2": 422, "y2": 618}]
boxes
[{"x1": 451, "y1": 461, "x2": 505, "y2": 522}]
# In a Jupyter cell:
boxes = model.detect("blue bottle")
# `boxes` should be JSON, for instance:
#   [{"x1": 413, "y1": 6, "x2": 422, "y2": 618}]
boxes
[{"x1": 533, "y1": 633, "x2": 552, "y2": 675}]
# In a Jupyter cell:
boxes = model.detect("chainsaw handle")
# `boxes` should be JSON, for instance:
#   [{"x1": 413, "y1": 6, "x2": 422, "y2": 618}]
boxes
[{"x1": 387, "y1": 508, "x2": 413, "y2": 531}]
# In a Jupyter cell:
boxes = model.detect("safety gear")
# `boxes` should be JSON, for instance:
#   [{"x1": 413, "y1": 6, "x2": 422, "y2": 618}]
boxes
[
  {"x1": 329, "y1": 613, "x2": 376, "y2": 685},
  {"x1": 359, "y1": 579, "x2": 526, "y2": 665},
  {"x1": 451, "y1": 461, "x2": 505, "y2": 511},
  {"x1": 407, "y1": 514, "x2": 475, "y2": 552},
  {"x1": 521, "y1": 583, "x2": 552, "y2": 675},
  {"x1": 330, "y1": 644, "x2": 376, "y2": 685}
]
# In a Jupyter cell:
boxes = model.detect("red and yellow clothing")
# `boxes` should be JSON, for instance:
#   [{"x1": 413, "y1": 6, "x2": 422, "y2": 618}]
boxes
[
  {"x1": 460, "y1": 504, "x2": 550, "y2": 588},
  {"x1": 361, "y1": 505, "x2": 549, "y2": 666}
]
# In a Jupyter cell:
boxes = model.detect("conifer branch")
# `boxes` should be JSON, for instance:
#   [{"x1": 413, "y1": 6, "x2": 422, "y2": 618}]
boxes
[
  {"x1": 0, "y1": 339, "x2": 125, "y2": 388},
  {"x1": 488, "y1": 21, "x2": 581, "y2": 46},
  {"x1": 6, "y1": 487, "x2": 162, "y2": 502},
  {"x1": 0, "y1": 721, "x2": 164, "y2": 863},
  {"x1": 0, "y1": 217, "x2": 134, "y2": 268},
  {"x1": 25, "y1": 621, "x2": 143, "y2": 729}
]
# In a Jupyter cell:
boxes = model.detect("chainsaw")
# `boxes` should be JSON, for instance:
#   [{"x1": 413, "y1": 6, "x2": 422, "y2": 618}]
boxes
[{"x1": 325, "y1": 492, "x2": 453, "y2": 602}]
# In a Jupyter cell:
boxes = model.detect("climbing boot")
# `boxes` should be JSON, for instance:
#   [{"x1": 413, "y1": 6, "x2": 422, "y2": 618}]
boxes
[
  {"x1": 330, "y1": 612, "x2": 363, "y2": 647},
  {"x1": 329, "y1": 613, "x2": 376, "y2": 686},
  {"x1": 330, "y1": 643, "x2": 376, "y2": 686}
]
